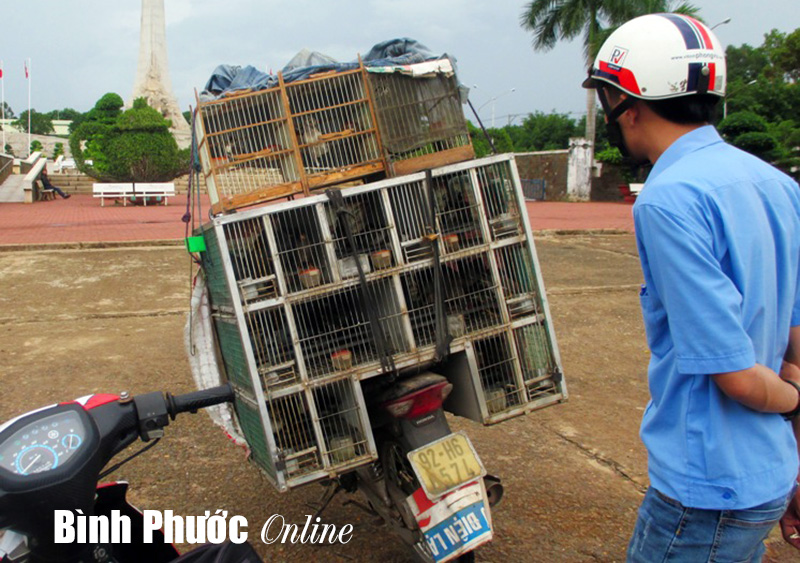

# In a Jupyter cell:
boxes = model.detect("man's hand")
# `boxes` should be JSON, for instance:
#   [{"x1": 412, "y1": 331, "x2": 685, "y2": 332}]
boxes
[
  {"x1": 781, "y1": 360, "x2": 800, "y2": 385},
  {"x1": 781, "y1": 488, "x2": 800, "y2": 549}
]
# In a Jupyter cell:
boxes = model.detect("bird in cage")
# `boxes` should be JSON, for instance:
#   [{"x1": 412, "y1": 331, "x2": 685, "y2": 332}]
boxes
[{"x1": 297, "y1": 116, "x2": 330, "y2": 168}]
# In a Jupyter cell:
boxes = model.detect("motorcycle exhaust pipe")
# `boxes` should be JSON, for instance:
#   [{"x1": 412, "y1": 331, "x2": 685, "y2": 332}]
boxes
[{"x1": 483, "y1": 474, "x2": 504, "y2": 507}]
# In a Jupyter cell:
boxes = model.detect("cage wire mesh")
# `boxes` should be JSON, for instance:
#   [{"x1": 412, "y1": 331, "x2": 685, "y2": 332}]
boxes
[
  {"x1": 369, "y1": 73, "x2": 471, "y2": 162},
  {"x1": 401, "y1": 253, "x2": 502, "y2": 348},
  {"x1": 312, "y1": 378, "x2": 370, "y2": 466},
  {"x1": 475, "y1": 161, "x2": 523, "y2": 240},
  {"x1": 432, "y1": 170, "x2": 486, "y2": 254},
  {"x1": 473, "y1": 333, "x2": 524, "y2": 416},
  {"x1": 292, "y1": 278, "x2": 407, "y2": 379},
  {"x1": 223, "y1": 218, "x2": 279, "y2": 304},
  {"x1": 199, "y1": 89, "x2": 300, "y2": 199},
  {"x1": 271, "y1": 204, "x2": 333, "y2": 293},
  {"x1": 386, "y1": 178, "x2": 434, "y2": 263},
  {"x1": 234, "y1": 396, "x2": 276, "y2": 478},
  {"x1": 266, "y1": 391, "x2": 320, "y2": 478},
  {"x1": 513, "y1": 323, "x2": 560, "y2": 402},
  {"x1": 200, "y1": 227, "x2": 236, "y2": 309},
  {"x1": 246, "y1": 306, "x2": 299, "y2": 391},
  {"x1": 494, "y1": 243, "x2": 542, "y2": 320},
  {"x1": 325, "y1": 190, "x2": 396, "y2": 276},
  {"x1": 285, "y1": 70, "x2": 382, "y2": 179},
  {"x1": 212, "y1": 314, "x2": 253, "y2": 392}
]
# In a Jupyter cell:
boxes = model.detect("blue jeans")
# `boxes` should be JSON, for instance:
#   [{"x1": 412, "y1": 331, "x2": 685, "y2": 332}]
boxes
[{"x1": 626, "y1": 486, "x2": 792, "y2": 563}]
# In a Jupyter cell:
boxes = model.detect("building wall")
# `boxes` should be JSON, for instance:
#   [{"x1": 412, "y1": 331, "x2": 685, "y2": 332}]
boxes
[
  {"x1": 514, "y1": 151, "x2": 569, "y2": 200},
  {"x1": 0, "y1": 119, "x2": 71, "y2": 136}
]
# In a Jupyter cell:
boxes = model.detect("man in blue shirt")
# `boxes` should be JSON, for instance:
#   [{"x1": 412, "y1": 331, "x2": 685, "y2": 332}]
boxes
[{"x1": 583, "y1": 14, "x2": 800, "y2": 561}]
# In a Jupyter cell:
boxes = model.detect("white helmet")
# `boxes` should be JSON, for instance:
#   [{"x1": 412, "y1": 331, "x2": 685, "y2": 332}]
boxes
[{"x1": 583, "y1": 13, "x2": 726, "y2": 99}]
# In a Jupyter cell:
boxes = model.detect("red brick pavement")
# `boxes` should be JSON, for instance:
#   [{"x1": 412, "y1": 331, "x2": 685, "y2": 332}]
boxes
[{"x1": 0, "y1": 195, "x2": 634, "y2": 246}]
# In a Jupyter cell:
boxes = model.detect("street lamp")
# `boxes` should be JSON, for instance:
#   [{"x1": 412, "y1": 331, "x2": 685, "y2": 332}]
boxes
[
  {"x1": 475, "y1": 87, "x2": 516, "y2": 128},
  {"x1": 723, "y1": 79, "x2": 757, "y2": 119},
  {"x1": 711, "y1": 17, "x2": 731, "y2": 30}
]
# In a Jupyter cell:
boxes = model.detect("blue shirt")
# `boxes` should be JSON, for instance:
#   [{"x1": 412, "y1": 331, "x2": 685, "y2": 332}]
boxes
[{"x1": 633, "y1": 125, "x2": 800, "y2": 510}]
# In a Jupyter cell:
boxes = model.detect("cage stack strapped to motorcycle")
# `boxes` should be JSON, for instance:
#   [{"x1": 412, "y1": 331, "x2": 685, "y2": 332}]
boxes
[{"x1": 188, "y1": 54, "x2": 566, "y2": 561}]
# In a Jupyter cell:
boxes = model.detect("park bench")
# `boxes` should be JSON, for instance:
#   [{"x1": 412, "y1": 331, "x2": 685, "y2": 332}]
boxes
[
  {"x1": 93, "y1": 182, "x2": 175, "y2": 206},
  {"x1": 131, "y1": 182, "x2": 175, "y2": 206},
  {"x1": 93, "y1": 183, "x2": 135, "y2": 206}
]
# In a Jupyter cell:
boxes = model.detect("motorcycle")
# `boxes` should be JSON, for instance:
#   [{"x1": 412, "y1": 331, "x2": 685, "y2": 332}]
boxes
[
  {"x1": 0, "y1": 384, "x2": 261, "y2": 563},
  {"x1": 348, "y1": 370, "x2": 505, "y2": 563}
]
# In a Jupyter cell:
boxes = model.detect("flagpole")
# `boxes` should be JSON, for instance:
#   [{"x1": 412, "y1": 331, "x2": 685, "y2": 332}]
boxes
[
  {"x1": 27, "y1": 58, "x2": 31, "y2": 157},
  {"x1": 1, "y1": 59, "x2": 5, "y2": 154}
]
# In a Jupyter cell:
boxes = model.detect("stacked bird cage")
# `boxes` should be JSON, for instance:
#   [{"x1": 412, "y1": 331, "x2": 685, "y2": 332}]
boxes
[
  {"x1": 367, "y1": 59, "x2": 474, "y2": 176},
  {"x1": 195, "y1": 59, "x2": 475, "y2": 214},
  {"x1": 195, "y1": 154, "x2": 565, "y2": 491}
]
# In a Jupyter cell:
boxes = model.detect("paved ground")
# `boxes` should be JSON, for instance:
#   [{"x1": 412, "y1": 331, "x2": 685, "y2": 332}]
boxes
[
  {"x1": 0, "y1": 195, "x2": 634, "y2": 246},
  {"x1": 1, "y1": 197, "x2": 794, "y2": 562},
  {"x1": 0, "y1": 237, "x2": 792, "y2": 563}
]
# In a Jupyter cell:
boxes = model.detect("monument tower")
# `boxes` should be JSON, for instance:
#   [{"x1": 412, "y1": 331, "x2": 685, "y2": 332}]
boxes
[{"x1": 131, "y1": 0, "x2": 191, "y2": 139}]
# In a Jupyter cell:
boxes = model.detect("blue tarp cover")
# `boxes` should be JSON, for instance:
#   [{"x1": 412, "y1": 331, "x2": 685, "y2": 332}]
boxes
[{"x1": 200, "y1": 38, "x2": 455, "y2": 100}]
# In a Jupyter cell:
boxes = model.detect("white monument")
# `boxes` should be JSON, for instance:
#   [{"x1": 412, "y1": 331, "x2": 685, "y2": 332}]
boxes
[{"x1": 131, "y1": 0, "x2": 191, "y2": 142}]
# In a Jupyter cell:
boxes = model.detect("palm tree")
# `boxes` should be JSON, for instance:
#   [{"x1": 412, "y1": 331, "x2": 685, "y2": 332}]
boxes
[{"x1": 520, "y1": 0, "x2": 699, "y2": 150}]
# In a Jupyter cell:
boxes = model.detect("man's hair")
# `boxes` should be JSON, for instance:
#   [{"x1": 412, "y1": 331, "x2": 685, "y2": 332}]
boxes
[{"x1": 643, "y1": 95, "x2": 720, "y2": 125}]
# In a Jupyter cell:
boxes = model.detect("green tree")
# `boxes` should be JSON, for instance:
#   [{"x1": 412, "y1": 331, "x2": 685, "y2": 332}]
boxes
[
  {"x1": 70, "y1": 95, "x2": 188, "y2": 182},
  {"x1": 4, "y1": 143, "x2": 13, "y2": 156},
  {"x1": 1, "y1": 102, "x2": 14, "y2": 119},
  {"x1": 46, "y1": 108, "x2": 84, "y2": 122},
  {"x1": 724, "y1": 28, "x2": 800, "y2": 176},
  {"x1": 30, "y1": 140, "x2": 44, "y2": 154},
  {"x1": 52, "y1": 142, "x2": 65, "y2": 159},
  {"x1": 519, "y1": 0, "x2": 698, "y2": 149},
  {"x1": 514, "y1": 111, "x2": 580, "y2": 151},
  {"x1": 12, "y1": 110, "x2": 54, "y2": 135}
]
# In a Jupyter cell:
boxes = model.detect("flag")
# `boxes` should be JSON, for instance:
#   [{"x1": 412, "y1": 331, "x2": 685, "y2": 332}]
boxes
[{"x1": 24, "y1": 60, "x2": 28, "y2": 79}]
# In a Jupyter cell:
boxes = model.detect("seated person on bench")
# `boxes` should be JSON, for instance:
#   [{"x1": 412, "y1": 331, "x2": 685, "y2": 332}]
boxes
[{"x1": 41, "y1": 167, "x2": 70, "y2": 199}]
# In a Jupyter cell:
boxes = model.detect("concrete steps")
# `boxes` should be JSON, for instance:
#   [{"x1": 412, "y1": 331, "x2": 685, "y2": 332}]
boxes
[{"x1": 48, "y1": 173, "x2": 207, "y2": 195}]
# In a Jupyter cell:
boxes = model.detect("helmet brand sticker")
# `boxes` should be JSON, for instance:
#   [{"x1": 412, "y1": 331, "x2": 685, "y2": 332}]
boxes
[{"x1": 608, "y1": 46, "x2": 629, "y2": 70}]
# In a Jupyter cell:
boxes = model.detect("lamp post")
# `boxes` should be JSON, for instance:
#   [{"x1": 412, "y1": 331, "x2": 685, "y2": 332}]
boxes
[
  {"x1": 711, "y1": 17, "x2": 731, "y2": 30},
  {"x1": 475, "y1": 87, "x2": 516, "y2": 128}
]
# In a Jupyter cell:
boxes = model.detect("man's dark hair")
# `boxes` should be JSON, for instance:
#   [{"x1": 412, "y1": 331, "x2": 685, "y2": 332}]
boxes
[{"x1": 644, "y1": 94, "x2": 720, "y2": 125}]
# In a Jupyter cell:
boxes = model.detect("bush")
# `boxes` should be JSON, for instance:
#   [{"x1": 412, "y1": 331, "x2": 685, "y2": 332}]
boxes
[
  {"x1": 718, "y1": 111, "x2": 768, "y2": 140},
  {"x1": 70, "y1": 94, "x2": 188, "y2": 182},
  {"x1": 30, "y1": 140, "x2": 43, "y2": 154},
  {"x1": 732, "y1": 131, "x2": 780, "y2": 161},
  {"x1": 594, "y1": 145, "x2": 623, "y2": 165},
  {"x1": 52, "y1": 142, "x2": 65, "y2": 159}
]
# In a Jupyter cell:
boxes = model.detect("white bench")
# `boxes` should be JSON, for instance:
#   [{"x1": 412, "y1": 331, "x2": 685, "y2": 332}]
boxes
[
  {"x1": 93, "y1": 183, "x2": 134, "y2": 206},
  {"x1": 132, "y1": 182, "x2": 175, "y2": 206}
]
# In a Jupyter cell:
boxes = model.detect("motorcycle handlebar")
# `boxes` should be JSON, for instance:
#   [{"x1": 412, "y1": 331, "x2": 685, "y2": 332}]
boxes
[{"x1": 165, "y1": 383, "x2": 235, "y2": 419}]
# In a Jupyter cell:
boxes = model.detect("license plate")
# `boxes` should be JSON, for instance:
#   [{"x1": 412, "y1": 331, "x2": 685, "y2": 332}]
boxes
[{"x1": 407, "y1": 432, "x2": 486, "y2": 498}]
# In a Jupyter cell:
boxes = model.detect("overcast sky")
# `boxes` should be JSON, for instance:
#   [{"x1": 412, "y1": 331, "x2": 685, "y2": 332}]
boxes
[{"x1": 1, "y1": 1, "x2": 797, "y2": 126}]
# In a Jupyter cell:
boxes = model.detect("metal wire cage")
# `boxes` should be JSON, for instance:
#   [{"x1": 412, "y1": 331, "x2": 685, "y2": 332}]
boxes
[
  {"x1": 292, "y1": 277, "x2": 408, "y2": 380},
  {"x1": 222, "y1": 217, "x2": 279, "y2": 304},
  {"x1": 270, "y1": 204, "x2": 333, "y2": 294},
  {"x1": 475, "y1": 160, "x2": 524, "y2": 240},
  {"x1": 324, "y1": 189, "x2": 396, "y2": 276},
  {"x1": 246, "y1": 306, "x2": 299, "y2": 392},
  {"x1": 368, "y1": 71, "x2": 474, "y2": 176},
  {"x1": 494, "y1": 243, "x2": 542, "y2": 320},
  {"x1": 285, "y1": 69, "x2": 384, "y2": 189},
  {"x1": 401, "y1": 253, "x2": 503, "y2": 348},
  {"x1": 473, "y1": 332, "x2": 526, "y2": 417},
  {"x1": 194, "y1": 154, "x2": 566, "y2": 486},
  {"x1": 312, "y1": 378, "x2": 372, "y2": 467},
  {"x1": 513, "y1": 322, "x2": 562, "y2": 403},
  {"x1": 196, "y1": 88, "x2": 303, "y2": 212}
]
